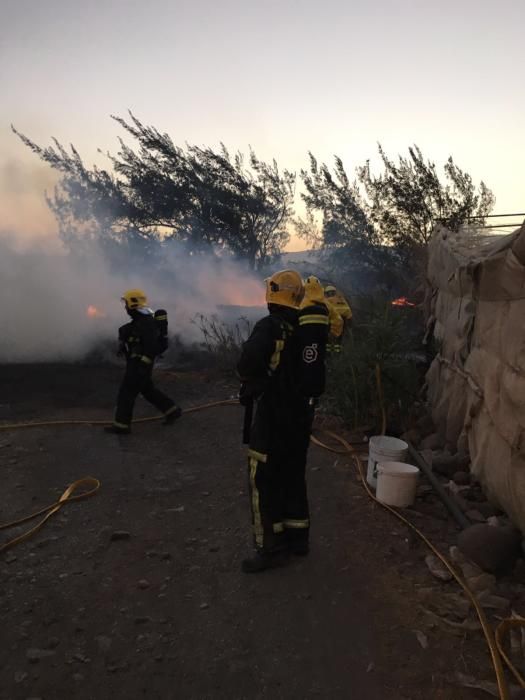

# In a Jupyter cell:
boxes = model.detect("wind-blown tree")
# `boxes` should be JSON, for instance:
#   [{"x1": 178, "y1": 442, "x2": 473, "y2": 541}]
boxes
[
  {"x1": 299, "y1": 145, "x2": 495, "y2": 293},
  {"x1": 13, "y1": 113, "x2": 295, "y2": 270},
  {"x1": 357, "y1": 145, "x2": 495, "y2": 252}
]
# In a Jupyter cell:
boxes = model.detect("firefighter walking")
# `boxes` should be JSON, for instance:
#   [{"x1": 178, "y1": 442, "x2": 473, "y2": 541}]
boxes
[
  {"x1": 237, "y1": 270, "x2": 329, "y2": 573},
  {"x1": 105, "y1": 289, "x2": 181, "y2": 435},
  {"x1": 324, "y1": 284, "x2": 352, "y2": 353}
]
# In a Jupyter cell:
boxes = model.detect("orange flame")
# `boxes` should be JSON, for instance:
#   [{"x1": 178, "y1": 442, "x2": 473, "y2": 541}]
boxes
[
  {"x1": 391, "y1": 297, "x2": 416, "y2": 308},
  {"x1": 87, "y1": 305, "x2": 106, "y2": 318}
]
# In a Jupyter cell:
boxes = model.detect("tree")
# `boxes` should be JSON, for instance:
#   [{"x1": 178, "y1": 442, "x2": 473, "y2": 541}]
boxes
[
  {"x1": 357, "y1": 145, "x2": 495, "y2": 252},
  {"x1": 12, "y1": 113, "x2": 295, "y2": 269},
  {"x1": 298, "y1": 145, "x2": 495, "y2": 293}
]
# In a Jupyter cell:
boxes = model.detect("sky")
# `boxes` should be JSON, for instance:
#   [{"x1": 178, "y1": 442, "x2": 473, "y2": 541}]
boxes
[{"x1": 1, "y1": 0, "x2": 524, "y2": 249}]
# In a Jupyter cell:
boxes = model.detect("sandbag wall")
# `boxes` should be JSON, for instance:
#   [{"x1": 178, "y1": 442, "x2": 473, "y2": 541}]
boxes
[{"x1": 426, "y1": 222, "x2": 525, "y2": 532}]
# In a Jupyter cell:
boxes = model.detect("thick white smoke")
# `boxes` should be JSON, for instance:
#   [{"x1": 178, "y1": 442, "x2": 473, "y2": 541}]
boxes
[{"x1": 1, "y1": 234, "x2": 265, "y2": 363}]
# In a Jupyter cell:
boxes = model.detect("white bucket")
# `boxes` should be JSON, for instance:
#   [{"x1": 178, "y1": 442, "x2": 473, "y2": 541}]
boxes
[
  {"x1": 367, "y1": 435, "x2": 408, "y2": 488},
  {"x1": 376, "y1": 461, "x2": 420, "y2": 508}
]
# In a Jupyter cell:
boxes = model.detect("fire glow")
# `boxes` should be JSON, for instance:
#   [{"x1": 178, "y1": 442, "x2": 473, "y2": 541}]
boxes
[
  {"x1": 86, "y1": 305, "x2": 106, "y2": 318},
  {"x1": 391, "y1": 297, "x2": 416, "y2": 308}
]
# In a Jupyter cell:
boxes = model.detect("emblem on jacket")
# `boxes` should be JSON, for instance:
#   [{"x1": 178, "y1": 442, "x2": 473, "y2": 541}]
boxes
[{"x1": 303, "y1": 344, "x2": 318, "y2": 364}]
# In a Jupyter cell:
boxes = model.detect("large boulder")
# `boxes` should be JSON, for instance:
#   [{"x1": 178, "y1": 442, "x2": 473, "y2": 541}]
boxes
[{"x1": 458, "y1": 524, "x2": 522, "y2": 574}]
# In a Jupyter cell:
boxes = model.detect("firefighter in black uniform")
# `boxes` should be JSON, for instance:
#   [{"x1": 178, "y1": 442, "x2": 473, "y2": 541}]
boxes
[
  {"x1": 237, "y1": 270, "x2": 329, "y2": 573},
  {"x1": 104, "y1": 289, "x2": 181, "y2": 435}
]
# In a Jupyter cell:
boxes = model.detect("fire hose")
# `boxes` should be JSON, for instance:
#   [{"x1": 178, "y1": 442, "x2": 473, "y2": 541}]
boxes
[{"x1": 1, "y1": 400, "x2": 524, "y2": 697}]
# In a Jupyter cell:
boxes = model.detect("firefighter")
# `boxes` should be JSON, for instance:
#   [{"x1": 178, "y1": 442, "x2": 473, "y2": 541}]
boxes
[
  {"x1": 302, "y1": 276, "x2": 343, "y2": 344},
  {"x1": 324, "y1": 284, "x2": 352, "y2": 353},
  {"x1": 104, "y1": 289, "x2": 181, "y2": 435},
  {"x1": 237, "y1": 270, "x2": 329, "y2": 573}
]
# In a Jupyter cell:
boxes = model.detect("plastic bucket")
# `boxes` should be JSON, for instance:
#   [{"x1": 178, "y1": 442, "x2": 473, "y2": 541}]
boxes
[
  {"x1": 376, "y1": 461, "x2": 420, "y2": 508},
  {"x1": 367, "y1": 435, "x2": 408, "y2": 488}
]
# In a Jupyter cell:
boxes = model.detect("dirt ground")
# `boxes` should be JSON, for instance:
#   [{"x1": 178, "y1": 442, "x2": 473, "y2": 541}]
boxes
[{"x1": 0, "y1": 364, "x2": 495, "y2": 699}]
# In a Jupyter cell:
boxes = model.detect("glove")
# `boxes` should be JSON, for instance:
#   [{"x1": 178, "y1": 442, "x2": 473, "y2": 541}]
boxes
[{"x1": 239, "y1": 382, "x2": 252, "y2": 407}]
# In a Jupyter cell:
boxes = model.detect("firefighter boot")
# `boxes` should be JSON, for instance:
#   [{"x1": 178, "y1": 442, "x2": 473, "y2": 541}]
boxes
[
  {"x1": 104, "y1": 424, "x2": 131, "y2": 435},
  {"x1": 241, "y1": 549, "x2": 289, "y2": 574},
  {"x1": 286, "y1": 528, "x2": 309, "y2": 556},
  {"x1": 163, "y1": 405, "x2": 182, "y2": 425}
]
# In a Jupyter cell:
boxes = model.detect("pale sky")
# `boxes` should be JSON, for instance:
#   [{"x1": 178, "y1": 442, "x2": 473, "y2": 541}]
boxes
[{"x1": 1, "y1": 0, "x2": 523, "y2": 248}]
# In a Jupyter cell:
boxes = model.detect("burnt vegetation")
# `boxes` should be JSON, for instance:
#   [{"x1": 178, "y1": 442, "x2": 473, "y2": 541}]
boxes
[
  {"x1": 13, "y1": 116, "x2": 495, "y2": 431},
  {"x1": 14, "y1": 114, "x2": 493, "y2": 289}
]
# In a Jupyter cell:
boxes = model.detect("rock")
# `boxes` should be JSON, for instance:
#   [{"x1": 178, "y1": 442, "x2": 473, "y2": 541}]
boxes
[
  {"x1": 425, "y1": 554, "x2": 453, "y2": 582},
  {"x1": 453, "y1": 471, "x2": 470, "y2": 485},
  {"x1": 199, "y1": 603, "x2": 209, "y2": 610},
  {"x1": 14, "y1": 671, "x2": 28, "y2": 683},
  {"x1": 466, "y1": 572, "x2": 496, "y2": 593},
  {"x1": 110, "y1": 531, "x2": 131, "y2": 541},
  {"x1": 477, "y1": 591, "x2": 510, "y2": 611},
  {"x1": 137, "y1": 579, "x2": 150, "y2": 590},
  {"x1": 460, "y1": 561, "x2": 483, "y2": 579},
  {"x1": 465, "y1": 510, "x2": 486, "y2": 523},
  {"x1": 26, "y1": 648, "x2": 55, "y2": 663},
  {"x1": 420, "y1": 433, "x2": 442, "y2": 451},
  {"x1": 432, "y1": 453, "x2": 460, "y2": 478},
  {"x1": 96, "y1": 635, "x2": 112, "y2": 652},
  {"x1": 414, "y1": 630, "x2": 429, "y2": 649},
  {"x1": 476, "y1": 502, "x2": 499, "y2": 519},
  {"x1": 400, "y1": 429, "x2": 421, "y2": 446},
  {"x1": 458, "y1": 524, "x2": 522, "y2": 574},
  {"x1": 415, "y1": 413, "x2": 435, "y2": 436},
  {"x1": 449, "y1": 546, "x2": 467, "y2": 565}
]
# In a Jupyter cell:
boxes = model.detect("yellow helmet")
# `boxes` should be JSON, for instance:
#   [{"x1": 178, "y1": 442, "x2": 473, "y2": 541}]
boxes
[
  {"x1": 265, "y1": 270, "x2": 304, "y2": 309},
  {"x1": 121, "y1": 288, "x2": 148, "y2": 309},
  {"x1": 304, "y1": 275, "x2": 324, "y2": 303},
  {"x1": 324, "y1": 284, "x2": 337, "y2": 299}
]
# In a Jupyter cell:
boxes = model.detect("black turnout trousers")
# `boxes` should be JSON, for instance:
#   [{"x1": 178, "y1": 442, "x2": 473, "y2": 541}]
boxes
[
  {"x1": 247, "y1": 395, "x2": 314, "y2": 553},
  {"x1": 114, "y1": 360, "x2": 174, "y2": 428}
]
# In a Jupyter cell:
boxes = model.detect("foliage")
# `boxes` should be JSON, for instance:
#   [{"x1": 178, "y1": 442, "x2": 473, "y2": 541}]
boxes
[
  {"x1": 323, "y1": 298, "x2": 423, "y2": 431},
  {"x1": 191, "y1": 314, "x2": 252, "y2": 371},
  {"x1": 299, "y1": 145, "x2": 495, "y2": 294},
  {"x1": 12, "y1": 114, "x2": 295, "y2": 270}
]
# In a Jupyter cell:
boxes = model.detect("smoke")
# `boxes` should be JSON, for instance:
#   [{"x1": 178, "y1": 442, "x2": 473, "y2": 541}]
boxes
[{"x1": 1, "y1": 234, "x2": 266, "y2": 363}]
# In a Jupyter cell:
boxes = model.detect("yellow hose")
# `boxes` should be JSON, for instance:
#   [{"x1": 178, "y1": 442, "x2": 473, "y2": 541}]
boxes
[
  {"x1": 0, "y1": 477, "x2": 100, "y2": 554},
  {"x1": 311, "y1": 430, "x2": 518, "y2": 700},
  {"x1": 0, "y1": 399, "x2": 238, "y2": 431},
  {"x1": 2, "y1": 392, "x2": 523, "y2": 697},
  {"x1": 0, "y1": 400, "x2": 238, "y2": 552}
]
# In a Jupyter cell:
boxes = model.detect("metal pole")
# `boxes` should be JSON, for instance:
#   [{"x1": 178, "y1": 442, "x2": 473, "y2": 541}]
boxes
[{"x1": 407, "y1": 443, "x2": 470, "y2": 530}]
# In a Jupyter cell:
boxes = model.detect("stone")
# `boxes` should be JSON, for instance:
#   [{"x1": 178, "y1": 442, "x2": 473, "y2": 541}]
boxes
[
  {"x1": 476, "y1": 502, "x2": 499, "y2": 519},
  {"x1": 453, "y1": 471, "x2": 470, "y2": 486},
  {"x1": 26, "y1": 648, "x2": 55, "y2": 663},
  {"x1": 477, "y1": 591, "x2": 510, "y2": 611},
  {"x1": 420, "y1": 433, "x2": 442, "y2": 451},
  {"x1": 14, "y1": 671, "x2": 28, "y2": 683},
  {"x1": 458, "y1": 524, "x2": 522, "y2": 574},
  {"x1": 110, "y1": 531, "x2": 131, "y2": 541},
  {"x1": 432, "y1": 452, "x2": 460, "y2": 478},
  {"x1": 414, "y1": 630, "x2": 428, "y2": 649},
  {"x1": 465, "y1": 510, "x2": 486, "y2": 523},
  {"x1": 199, "y1": 603, "x2": 209, "y2": 610},
  {"x1": 425, "y1": 554, "x2": 453, "y2": 582},
  {"x1": 401, "y1": 429, "x2": 421, "y2": 446},
  {"x1": 137, "y1": 579, "x2": 150, "y2": 590},
  {"x1": 466, "y1": 572, "x2": 496, "y2": 593},
  {"x1": 96, "y1": 635, "x2": 112, "y2": 652}
]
